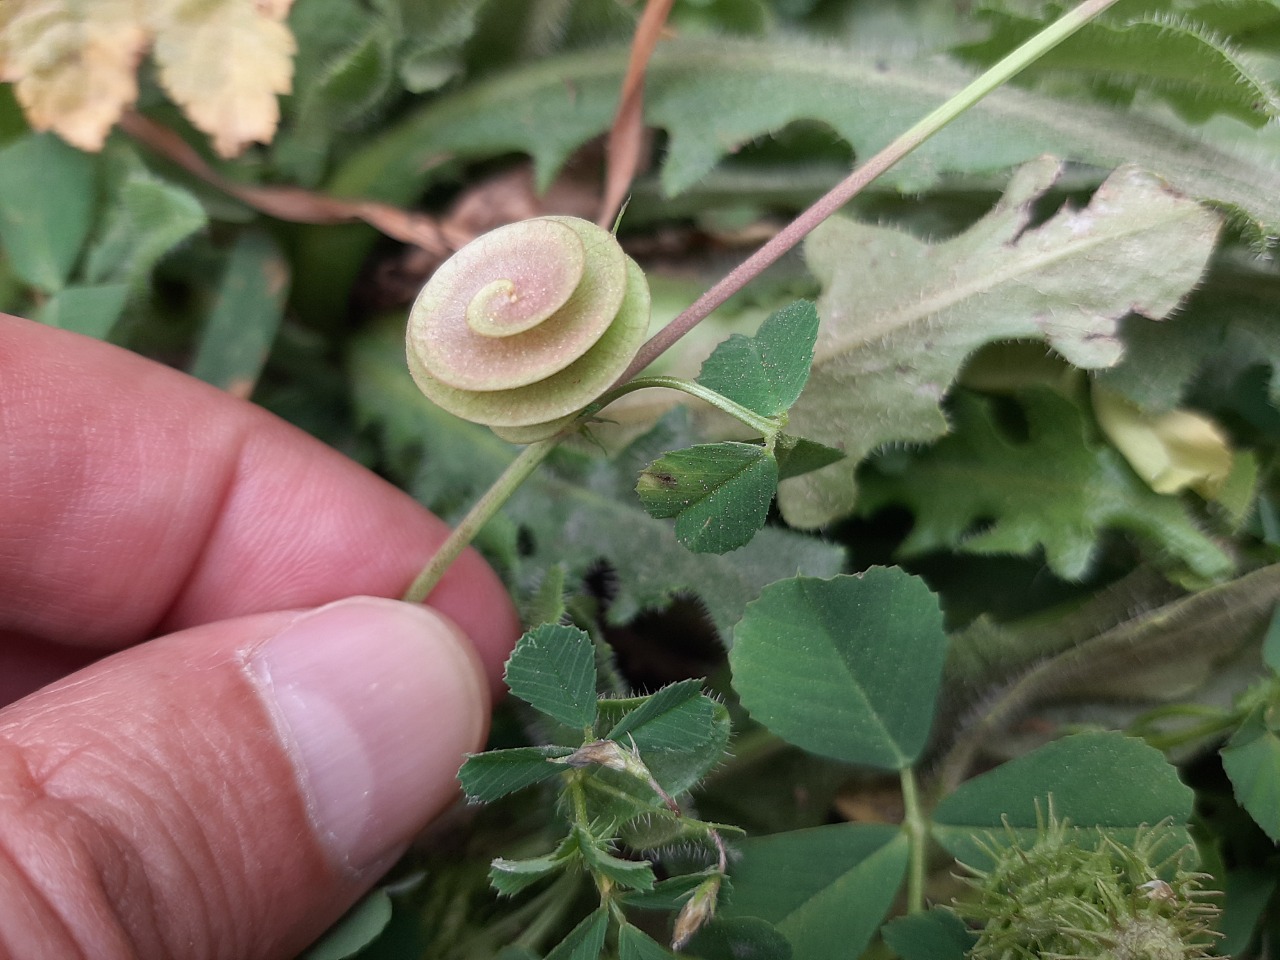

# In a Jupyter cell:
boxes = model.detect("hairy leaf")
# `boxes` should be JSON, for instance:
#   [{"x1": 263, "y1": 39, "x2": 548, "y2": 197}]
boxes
[
  {"x1": 489, "y1": 850, "x2": 566, "y2": 896},
  {"x1": 84, "y1": 171, "x2": 207, "y2": 289},
  {"x1": 880, "y1": 910, "x2": 975, "y2": 960},
  {"x1": 545, "y1": 909, "x2": 609, "y2": 960},
  {"x1": 779, "y1": 159, "x2": 1221, "y2": 528},
  {"x1": 504, "y1": 624, "x2": 598, "y2": 730},
  {"x1": 576, "y1": 827, "x2": 655, "y2": 891},
  {"x1": 605, "y1": 679, "x2": 704, "y2": 742},
  {"x1": 721, "y1": 823, "x2": 909, "y2": 960},
  {"x1": 730, "y1": 569, "x2": 946, "y2": 770},
  {"x1": 618, "y1": 924, "x2": 677, "y2": 960},
  {"x1": 856, "y1": 388, "x2": 1233, "y2": 581},
  {"x1": 636, "y1": 442, "x2": 778, "y2": 554},
  {"x1": 932, "y1": 731, "x2": 1195, "y2": 866},
  {"x1": 956, "y1": 2, "x2": 1280, "y2": 126},
  {"x1": 697, "y1": 300, "x2": 820, "y2": 418}
]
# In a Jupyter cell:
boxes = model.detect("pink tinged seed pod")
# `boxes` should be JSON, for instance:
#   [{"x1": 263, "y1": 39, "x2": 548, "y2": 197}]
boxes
[{"x1": 406, "y1": 216, "x2": 651, "y2": 442}]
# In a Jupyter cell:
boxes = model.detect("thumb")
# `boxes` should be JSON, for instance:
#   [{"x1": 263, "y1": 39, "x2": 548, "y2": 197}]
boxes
[{"x1": 0, "y1": 597, "x2": 490, "y2": 960}]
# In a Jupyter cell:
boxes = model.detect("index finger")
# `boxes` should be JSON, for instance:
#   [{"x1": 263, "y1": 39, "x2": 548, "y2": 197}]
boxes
[{"x1": 0, "y1": 315, "x2": 518, "y2": 682}]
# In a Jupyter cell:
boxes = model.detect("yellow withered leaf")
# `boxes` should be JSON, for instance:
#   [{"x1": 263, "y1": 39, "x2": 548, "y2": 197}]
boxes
[
  {"x1": 2, "y1": 0, "x2": 147, "y2": 152},
  {"x1": 151, "y1": 0, "x2": 296, "y2": 159},
  {"x1": 0, "y1": 0, "x2": 296, "y2": 158}
]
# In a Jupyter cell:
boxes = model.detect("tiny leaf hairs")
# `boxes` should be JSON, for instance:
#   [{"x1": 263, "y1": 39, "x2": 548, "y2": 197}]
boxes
[{"x1": 406, "y1": 216, "x2": 650, "y2": 442}]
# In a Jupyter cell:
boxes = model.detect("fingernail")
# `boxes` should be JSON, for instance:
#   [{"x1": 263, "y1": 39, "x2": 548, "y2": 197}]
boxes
[{"x1": 247, "y1": 597, "x2": 489, "y2": 875}]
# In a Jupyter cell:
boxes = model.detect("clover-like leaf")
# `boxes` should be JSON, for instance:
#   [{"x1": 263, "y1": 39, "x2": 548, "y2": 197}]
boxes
[
  {"x1": 697, "y1": 300, "x2": 820, "y2": 418},
  {"x1": 605, "y1": 679, "x2": 704, "y2": 742},
  {"x1": 730, "y1": 568, "x2": 946, "y2": 770},
  {"x1": 636, "y1": 442, "x2": 778, "y2": 554},
  {"x1": 1221, "y1": 702, "x2": 1280, "y2": 842},
  {"x1": 504, "y1": 624, "x2": 598, "y2": 730},
  {"x1": 406, "y1": 216, "x2": 650, "y2": 442},
  {"x1": 545, "y1": 909, "x2": 610, "y2": 960},
  {"x1": 489, "y1": 850, "x2": 568, "y2": 897}
]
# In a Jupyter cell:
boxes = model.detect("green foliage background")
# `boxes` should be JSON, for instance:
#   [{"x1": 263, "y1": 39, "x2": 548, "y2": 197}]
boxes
[{"x1": 4, "y1": 0, "x2": 1280, "y2": 958}]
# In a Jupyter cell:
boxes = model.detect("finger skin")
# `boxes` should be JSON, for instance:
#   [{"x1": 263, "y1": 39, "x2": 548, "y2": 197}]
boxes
[
  {"x1": 0, "y1": 314, "x2": 519, "y2": 695},
  {"x1": 0, "y1": 608, "x2": 485, "y2": 960}
]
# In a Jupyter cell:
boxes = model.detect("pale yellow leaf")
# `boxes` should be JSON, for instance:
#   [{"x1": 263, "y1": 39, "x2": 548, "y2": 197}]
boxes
[
  {"x1": 3, "y1": 0, "x2": 147, "y2": 152},
  {"x1": 151, "y1": 0, "x2": 295, "y2": 158}
]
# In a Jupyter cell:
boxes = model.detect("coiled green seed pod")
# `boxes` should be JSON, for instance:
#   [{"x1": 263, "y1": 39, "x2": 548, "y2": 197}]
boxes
[{"x1": 406, "y1": 216, "x2": 651, "y2": 442}]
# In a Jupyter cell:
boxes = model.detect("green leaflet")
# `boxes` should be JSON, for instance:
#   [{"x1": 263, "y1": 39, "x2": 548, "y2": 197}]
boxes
[
  {"x1": 881, "y1": 910, "x2": 975, "y2": 960},
  {"x1": 932, "y1": 731, "x2": 1195, "y2": 866},
  {"x1": 779, "y1": 159, "x2": 1221, "y2": 529},
  {"x1": 722, "y1": 823, "x2": 909, "y2": 960},
  {"x1": 457, "y1": 745, "x2": 574, "y2": 803},
  {"x1": 297, "y1": 35, "x2": 1280, "y2": 320},
  {"x1": 855, "y1": 387, "x2": 1232, "y2": 581},
  {"x1": 503, "y1": 624, "x2": 598, "y2": 730},
  {"x1": 697, "y1": 300, "x2": 820, "y2": 418},
  {"x1": 301, "y1": 889, "x2": 393, "y2": 960},
  {"x1": 730, "y1": 569, "x2": 947, "y2": 771},
  {"x1": 0, "y1": 133, "x2": 94, "y2": 293},
  {"x1": 1221, "y1": 699, "x2": 1280, "y2": 842},
  {"x1": 955, "y1": 1, "x2": 1280, "y2": 127},
  {"x1": 635, "y1": 442, "x2": 778, "y2": 554}
]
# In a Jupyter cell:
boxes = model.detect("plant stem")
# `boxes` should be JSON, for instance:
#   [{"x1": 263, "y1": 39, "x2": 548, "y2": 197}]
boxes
[
  {"x1": 900, "y1": 766, "x2": 928, "y2": 915},
  {"x1": 401, "y1": 436, "x2": 560, "y2": 603},
  {"x1": 596, "y1": 375, "x2": 779, "y2": 437},
  {"x1": 615, "y1": 0, "x2": 1124, "y2": 383}
]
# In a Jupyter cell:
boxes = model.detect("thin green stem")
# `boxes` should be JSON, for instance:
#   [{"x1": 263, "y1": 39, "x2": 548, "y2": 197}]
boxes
[
  {"x1": 614, "y1": 0, "x2": 1124, "y2": 383},
  {"x1": 900, "y1": 766, "x2": 928, "y2": 915},
  {"x1": 401, "y1": 436, "x2": 559, "y2": 603},
  {"x1": 595, "y1": 375, "x2": 779, "y2": 437}
]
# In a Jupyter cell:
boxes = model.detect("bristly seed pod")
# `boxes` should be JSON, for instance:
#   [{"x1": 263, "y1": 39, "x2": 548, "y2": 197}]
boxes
[{"x1": 406, "y1": 216, "x2": 651, "y2": 442}]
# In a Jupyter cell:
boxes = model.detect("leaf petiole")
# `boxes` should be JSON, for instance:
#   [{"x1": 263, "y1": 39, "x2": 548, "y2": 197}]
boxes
[{"x1": 594, "y1": 375, "x2": 781, "y2": 439}]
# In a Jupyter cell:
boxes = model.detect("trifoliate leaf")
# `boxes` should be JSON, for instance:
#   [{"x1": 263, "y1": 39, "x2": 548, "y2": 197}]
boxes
[
  {"x1": 730, "y1": 569, "x2": 947, "y2": 770},
  {"x1": 955, "y1": 2, "x2": 1280, "y2": 127},
  {"x1": 697, "y1": 300, "x2": 820, "y2": 418},
  {"x1": 1221, "y1": 702, "x2": 1280, "y2": 842},
  {"x1": 856, "y1": 388, "x2": 1232, "y2": 581},
  {"x1": 636, "y1": 442, "x2": 778, "y2": 554},
  {"x1": 504, "y1": 624, "x2": 598, "y2": 730},
  {"x1": 722, "y1": 823, "x2": 909, "y2": 960},
  {"x1": 780, "y1": 159, "x2": 1222, "y2": 528},
  {"x1": 457, "y1": 745, "x2": 573, "y2": 803},
  {"x1": 1092, "y1": 383, "x2": 1233, "y2": 498},
  {"x1": 350, "y1": 321, "x2": 845, "y2": 638},
  {"x1": 932, "y1": 731, "x2": 1195, "y2": 866},
  {"x1": 0, "y1": 133, "x2": 94, "y2": 292}
]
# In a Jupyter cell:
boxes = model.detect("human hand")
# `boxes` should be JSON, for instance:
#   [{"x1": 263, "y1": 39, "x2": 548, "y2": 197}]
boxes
[{"x1": 0, "y1": 315, "x2": 520, "y2": 959}]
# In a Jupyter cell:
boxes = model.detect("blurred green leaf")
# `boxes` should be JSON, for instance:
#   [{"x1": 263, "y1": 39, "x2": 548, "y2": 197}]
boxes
[
  {"x1": 730, "y1": 569, "x2": 946, "y2": 770},
  {"x1": 697, "y1": 300, "x2": 820, "y2": 417},
  {"x1": 85, "y1": 171, "x2": 207, "y2": 288},
  {"x1": 0, "y1": 133, "x2": 94, "y2": 292},
  {"x1": 504, "y1": 624, "x2": 598, "y2": 730},
  {"x1": 457, "y1": 745, "x2": 572, "y2": 803},
  {"x1": 955, "y1": 2, "x2": 1280, "y2": 126},
  {"x1": 880, "y1": 909, "x2": 975, "y2": 960},
  {"x1": 619, "y1": 923, "x2": 676, "y2": 960},
  {"x1": 685, "y1": 917, "x2": 793, "y2": 960},
  {"x1": 636, "y1": 442, "x2": 778, "y2": 554},
  {"x1": 545, "y1": 909, "x2": 609, "y2": 960},
  {"x1": 302, "y1": 889, "x2": 392, "y2": 960},
  {"x1": 1217, "y1": 866, "x2": 1279, "y2": 957},
  {"x1": 189, "y1": 231, "x2": 289, "y2": 395},
  {"x1": 1263, "y1": 603, "x2": 1280, "y2": 673},
  {"x1": 773, "y1": 435, "x2": 844, "y2": 481},
  {"x1": 856, "y1": 388, "x2": 1233, "y2": 581},
  {"x1": 35, "y1": 283, "x2": 128, "y2": 339},
  {"x1": 722, "y1": 823, "x2": 909, "y2": 960},
  {"x1": 933, "y1": 732, "x2": 1195, "y2": 866},
  {"x1": 1221, "y1": 702, "x2": 1280, "y2": 842}
]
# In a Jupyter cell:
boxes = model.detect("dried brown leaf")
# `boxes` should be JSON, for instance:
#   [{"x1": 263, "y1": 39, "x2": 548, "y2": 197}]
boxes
[{"x1": 151, "y1": 0, "x2": 296, "y2": 158}]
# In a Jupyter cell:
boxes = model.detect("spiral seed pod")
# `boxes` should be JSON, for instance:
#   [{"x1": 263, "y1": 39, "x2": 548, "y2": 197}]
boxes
[{"x1": 406, "y1": 216, "x2": 651, "y2": 442}]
